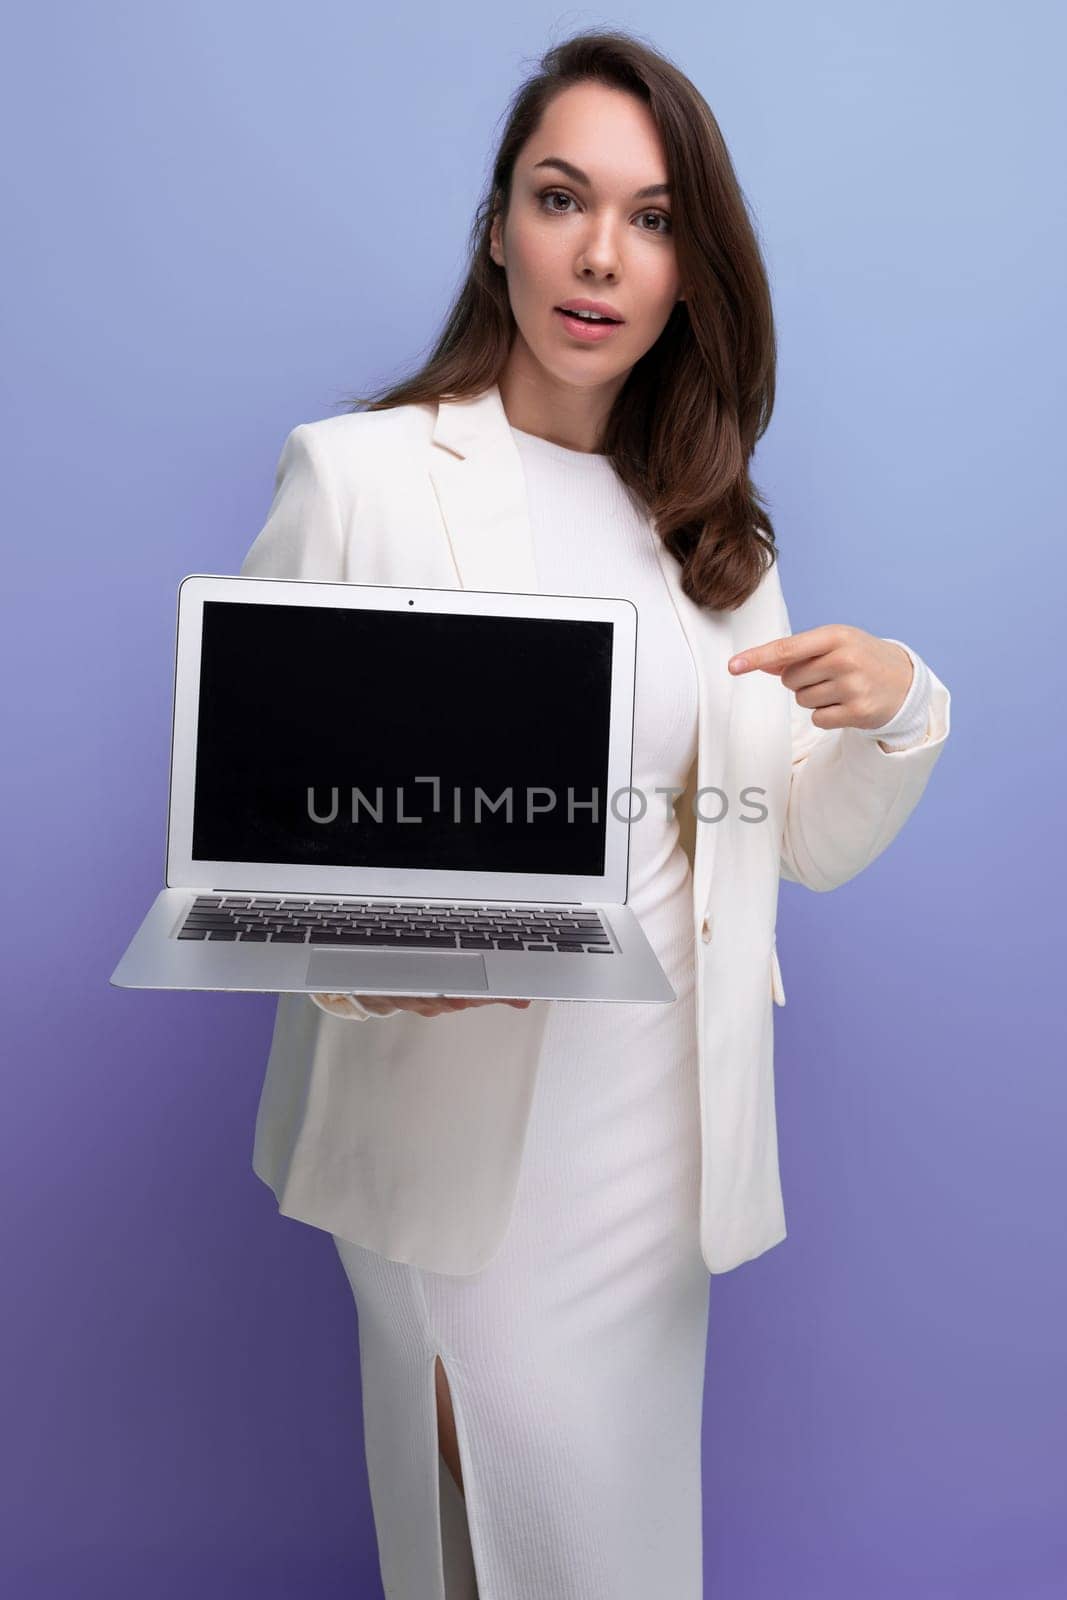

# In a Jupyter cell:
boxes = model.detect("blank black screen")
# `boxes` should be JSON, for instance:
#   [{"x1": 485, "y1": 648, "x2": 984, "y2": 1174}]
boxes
[{"x1": 191, "y1": 601, "x2": 615, "y2": 875}]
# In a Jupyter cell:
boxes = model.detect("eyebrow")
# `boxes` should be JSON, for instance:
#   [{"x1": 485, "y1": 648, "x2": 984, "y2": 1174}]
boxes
[{"x1": 532, "y1": 156, "x2": 671, "y2": 200}]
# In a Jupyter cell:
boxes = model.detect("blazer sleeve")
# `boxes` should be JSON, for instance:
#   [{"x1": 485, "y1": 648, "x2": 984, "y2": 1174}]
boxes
[
  {"x1": 771, "y1": 563, "x2": 952, "y2": 892},
  {"x1": 238, "y1": 424, "x2": 397, "y2": 1023}
]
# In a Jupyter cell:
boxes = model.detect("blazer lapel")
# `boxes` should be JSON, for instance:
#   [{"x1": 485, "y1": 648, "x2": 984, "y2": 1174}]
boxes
[
  {"x1": 428, "y1": 384, "x2": 735, "y2": 922},
  {"x1": 428, "y1": 386, "x2": 540, "y2": 593},
  {"x1": 650, "y1": 536, "x2": 736, "y2": 920}
]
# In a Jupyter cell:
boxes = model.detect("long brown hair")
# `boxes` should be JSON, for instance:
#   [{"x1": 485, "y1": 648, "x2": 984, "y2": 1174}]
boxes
[{"x1": 342, "y1": 28, "x2": 779, "y2": 612}]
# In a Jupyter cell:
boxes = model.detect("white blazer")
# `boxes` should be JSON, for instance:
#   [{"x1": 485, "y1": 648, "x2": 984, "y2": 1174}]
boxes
[{"x1": 238, "y1": 383, "x2": 951, "y2": 1276}]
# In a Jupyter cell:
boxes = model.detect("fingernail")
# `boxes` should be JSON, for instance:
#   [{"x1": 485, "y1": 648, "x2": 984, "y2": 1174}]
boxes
[{"x1": 729, "y1": 655, "x2": 747, "y2": 673}]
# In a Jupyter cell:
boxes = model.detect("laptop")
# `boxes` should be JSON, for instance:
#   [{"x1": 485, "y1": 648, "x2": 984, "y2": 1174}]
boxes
[{"x1": 109, "y1": 574, "x2": 675, "y2": 1005}]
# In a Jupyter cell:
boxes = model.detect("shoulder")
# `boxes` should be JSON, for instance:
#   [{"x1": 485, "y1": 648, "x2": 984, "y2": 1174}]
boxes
[{"x1": 286, "y1": 402, "x2": 437, "y2": 476}]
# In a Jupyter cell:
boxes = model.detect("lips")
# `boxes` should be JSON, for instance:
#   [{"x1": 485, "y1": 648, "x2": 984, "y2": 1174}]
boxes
[
  {"x1": 553, "y1": 307, "x2": 626, "y2": 343},
  {"x1": 555, "y1": 304, "x2": 623, "y2": 324}
]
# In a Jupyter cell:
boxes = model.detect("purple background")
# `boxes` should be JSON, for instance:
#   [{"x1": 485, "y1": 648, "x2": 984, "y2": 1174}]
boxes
[{"x1": 4, "y1": 3, "x2": 1064, "y2": 1595}]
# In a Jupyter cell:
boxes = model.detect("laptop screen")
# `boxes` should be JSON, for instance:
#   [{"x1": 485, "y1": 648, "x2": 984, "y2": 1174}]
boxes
[{"x1": 191, "y1": 601, "x2": 614, "y2": 877}]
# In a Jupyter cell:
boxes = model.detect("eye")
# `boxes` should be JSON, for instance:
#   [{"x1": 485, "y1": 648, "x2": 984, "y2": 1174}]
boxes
[
  {"x1": 537, "y1": 188, "x2": 673, "y2": 235},
  {"x1": 538, "y1": 187, "x2": 577, "y2": 215}
]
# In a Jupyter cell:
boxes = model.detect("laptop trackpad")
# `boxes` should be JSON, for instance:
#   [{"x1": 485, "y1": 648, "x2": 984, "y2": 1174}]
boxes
[{"x1": 305, "y1": 948, "x2": 489, "y2": 994}]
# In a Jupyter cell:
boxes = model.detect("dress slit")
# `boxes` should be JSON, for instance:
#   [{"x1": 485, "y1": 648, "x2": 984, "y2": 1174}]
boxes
[{"x1": 433, "y1": 1351, "x2": 481, "y2": 1600}]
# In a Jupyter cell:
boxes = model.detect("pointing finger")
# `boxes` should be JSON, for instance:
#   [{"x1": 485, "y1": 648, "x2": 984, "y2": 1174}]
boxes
[{"x1": 729, "y1": 626, "x2": 839, "y2": 676}]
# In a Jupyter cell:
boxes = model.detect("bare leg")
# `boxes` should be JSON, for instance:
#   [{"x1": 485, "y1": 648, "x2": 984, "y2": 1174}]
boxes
[{"x1": 435, "y1": 1353, "x2": 465, "y2": 1500}]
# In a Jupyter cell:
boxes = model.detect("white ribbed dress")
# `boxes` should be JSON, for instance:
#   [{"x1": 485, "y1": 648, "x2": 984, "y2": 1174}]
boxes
[
  {"x1": 329, "y1": 427, "x2": 933, "y2": 1599},
  {"x1": 332, "y1": 425, "x2": 709, "y2": 1599}
]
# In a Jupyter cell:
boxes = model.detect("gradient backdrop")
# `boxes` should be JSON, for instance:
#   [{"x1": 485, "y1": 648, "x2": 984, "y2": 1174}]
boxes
[{"x1": 3, "y1": 3, "x2": 1064, "y2": 1595}]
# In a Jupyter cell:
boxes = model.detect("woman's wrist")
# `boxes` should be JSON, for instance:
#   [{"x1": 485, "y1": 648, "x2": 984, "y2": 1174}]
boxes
[{"x1": 866, "y1": 638, "x2": 933, "y2": 751}]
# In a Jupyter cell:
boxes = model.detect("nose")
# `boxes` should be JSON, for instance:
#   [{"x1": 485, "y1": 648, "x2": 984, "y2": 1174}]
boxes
[{"x1": 577, "y1": 216, "x2": 622, "y2": 281}]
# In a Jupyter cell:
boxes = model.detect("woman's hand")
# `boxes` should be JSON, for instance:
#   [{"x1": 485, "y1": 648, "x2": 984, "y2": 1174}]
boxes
[
  {"x1": 311, "y1": 992, "x2": 531, "y2": 1018},
  {"x1": 727, "y1": 625, "x2": 913, "y2": 730}
]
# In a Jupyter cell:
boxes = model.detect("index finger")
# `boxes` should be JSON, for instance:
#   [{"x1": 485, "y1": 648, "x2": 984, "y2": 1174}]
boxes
[{"x1": 728, "y1": 626, "x2": 838, "y2": 676}]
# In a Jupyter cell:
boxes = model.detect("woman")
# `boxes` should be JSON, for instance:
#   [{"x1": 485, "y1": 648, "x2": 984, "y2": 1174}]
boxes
[{"x1": 239, "y1": 30, "x2": 950, "y2": 1600}]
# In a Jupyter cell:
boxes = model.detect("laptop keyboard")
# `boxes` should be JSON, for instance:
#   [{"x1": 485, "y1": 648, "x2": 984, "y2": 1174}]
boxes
[{"x1": 175, "y1": 896, "x2": 616, "y2": 954}]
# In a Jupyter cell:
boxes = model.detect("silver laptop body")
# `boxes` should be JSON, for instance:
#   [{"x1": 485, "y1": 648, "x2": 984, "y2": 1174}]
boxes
[{"x1": 109, "y1": 575, "x2": 675, "y2": 1006}]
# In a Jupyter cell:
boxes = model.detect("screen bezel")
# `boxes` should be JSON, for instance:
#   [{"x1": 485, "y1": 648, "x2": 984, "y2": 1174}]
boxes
[{"x1": 164, "y1": 575, "x2": 637, "y2": 905}]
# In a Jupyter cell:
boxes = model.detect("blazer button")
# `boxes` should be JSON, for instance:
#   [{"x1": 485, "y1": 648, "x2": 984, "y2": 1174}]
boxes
[{"x1": 700, "y1": 915, "x2": 713, "y2": 944}]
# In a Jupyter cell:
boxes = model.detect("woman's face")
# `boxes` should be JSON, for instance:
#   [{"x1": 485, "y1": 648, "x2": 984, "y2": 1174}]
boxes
[{"x1": 489, "y1": 81, "x2": 684, "y2": 435}]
